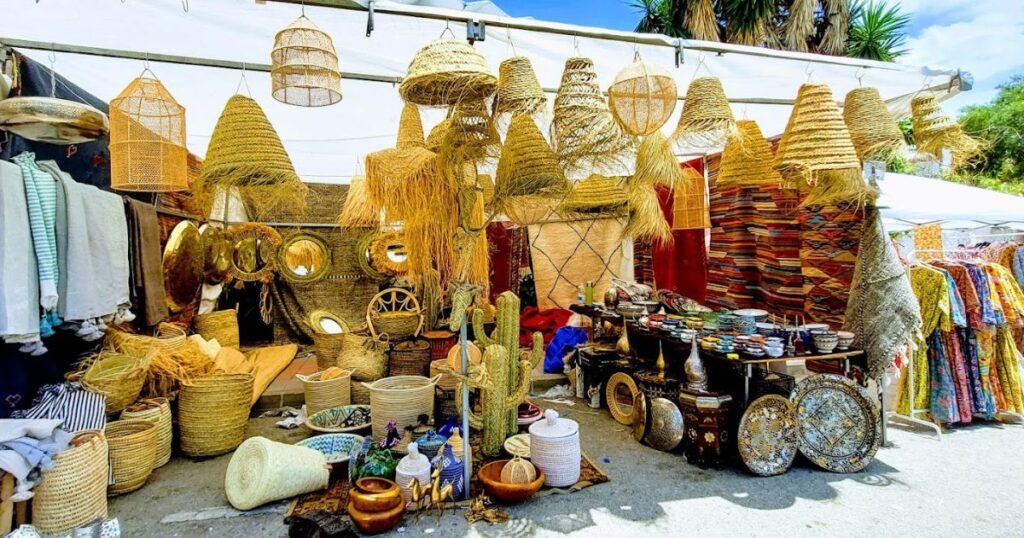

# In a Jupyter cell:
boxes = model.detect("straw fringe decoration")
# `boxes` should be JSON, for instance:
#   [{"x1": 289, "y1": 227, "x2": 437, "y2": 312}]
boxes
[
  {"x1": 674, "y1": 77, "x2": 736, "y2": 147},
  {"x1": 911, "y1": 94, "x2": 986, "y2": 171},
  {"x1": 338, "y1": 176, "x2": 380, "y2": 228},
  {"x1": 494, "y1": 114, "x2": 570, "y2": 221},
  {"x1": 365, "y1": 104, "x2": 439, "y2": 224},
  {"x1": 686, "y1": 0, "x2": 721, "y2": 42},
  {"x1": 843, "y1": 87, "x2": 907, "y2": 162},
  {"x1": 608, "y1": 59, "x2": 677, "y2": 137},
  {"x1": 105, "y1": 323, "x2": 216, "y2": 399},
  {"x1": 271, "y1": 15, "x2": 342, "y2": 107},
  {"x1": 782, "y1": 0, "x2": 816, "y2": 53},
  {"x1": 399, "y1": 38, "x2": 498, "y2": 106},
  {"x1": 718, "y1": 120, "x2": 783, "y2": 187},
  {"x1": 670, "y1": 165, "x2": 710, "y2": 231},
  {"x1": 559, "y1": 175, "x2": 628, "y2": 217},
  {"x1": 635, "y1": 130, "x2": 683, "y2": 189},
  {"x1": 626, "y1": 133, "x2": 684, "y2": 241},
  {"x1": 109, "y1": 75, "x2": 188, "y2": 192},
  {"x1": 494, "y1": 56, "x2": 547, "y2": 117}
]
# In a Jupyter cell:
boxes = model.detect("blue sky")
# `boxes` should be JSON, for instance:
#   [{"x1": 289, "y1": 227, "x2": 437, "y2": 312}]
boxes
[{"x1": 499, "y1": 0, "x2": 1024, "y2": 113}]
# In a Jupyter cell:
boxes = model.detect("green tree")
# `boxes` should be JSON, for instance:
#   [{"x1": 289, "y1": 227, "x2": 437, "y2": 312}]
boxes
[
  {"x1": 959, "y1": 76, "x2": 1024, "y2": 183},
  {"x1": 846, "y1": 0, "x2": 910, "y2": 61}
]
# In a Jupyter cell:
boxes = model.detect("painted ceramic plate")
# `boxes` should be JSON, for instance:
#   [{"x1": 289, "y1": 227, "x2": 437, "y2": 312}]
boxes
[
  {"x1": 791, "y1": 374, "x2": 881, "y2": 473},
  {"x1": 503, "y1": 433, "x2": 531, "y2": 458},
  {"x1": 296, "y1": 433, "x2": 364, "y2": 464},
  {"x1": 305, "y1": 405, "x2": 371, "y2": 434},
  {"x1": 738, "y1": 395, "x2": 799, "y2": 476}
]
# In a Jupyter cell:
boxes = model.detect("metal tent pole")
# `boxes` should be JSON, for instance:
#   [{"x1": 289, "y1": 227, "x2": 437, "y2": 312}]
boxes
[{"x1": 459, "y1": 320, "x2": 471, "y2": 500}]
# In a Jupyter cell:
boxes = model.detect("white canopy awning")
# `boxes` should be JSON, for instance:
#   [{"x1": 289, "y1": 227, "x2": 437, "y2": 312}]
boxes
[{"x1": 878, "y1": 173, "x2": 1024, "y2": 232}]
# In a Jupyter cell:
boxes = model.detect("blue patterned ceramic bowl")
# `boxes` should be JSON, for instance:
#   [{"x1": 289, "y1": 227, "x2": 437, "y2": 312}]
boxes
[{"x1": 296, "y1": 433, "x2": 365, "y2": 464}]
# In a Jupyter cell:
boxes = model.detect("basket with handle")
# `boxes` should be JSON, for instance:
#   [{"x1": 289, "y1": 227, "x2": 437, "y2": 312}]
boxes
[
  {"x1": 106, "y1": 419, "x2": 158, "y2": 495},
  {"x1": 363, "y1": 375, "x2": 441, "y2": 441},
  {"x1": 32, "y1": 431, "x2": 109, "y2": 535},
  {"x1": 121, "y1": 397, "x2": 173, "y2": 468},
  {"x1": 339, "y1": 333, "x2": 389, "y2": 382},
  {"x1": 194, "y1": 309, "x2": 240, "y2": 348},
  {"x1": 178, "y1": 373, "x2": 254, "y2": 457},
  {"x1": 297, "y1": 369, "x2": 353, "y2": 415}
]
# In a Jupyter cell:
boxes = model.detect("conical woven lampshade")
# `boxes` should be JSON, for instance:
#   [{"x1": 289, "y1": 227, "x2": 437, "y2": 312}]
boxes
[
  {"x1": 338, "y1": 175, "x2": 379, "y2": 228},
  {"x1": 608, "y1": 59, "x2": 677, "y2": 136},
  {"x1": 671, "y1": 166, "x2": 709, "y2": 230},
  {"x1": 441, "y1": 99, "x2": 501, "y2": 168},
  {"x1": 843, "y1": 87, "x2": 905, "y2": 161},
  {"x1": 399, "y1": 38, "x2": 498, "y2": 106},
  {"x1": 911, "y1": 94, "x2": 985, "y2": 171},
  {"x1": 674, "y1": 77, "x2": 735, "y2": 147},
  {"x1": 271, "y1": 15, "x2": 342, "y2": 107},
  {"x1": 365, "y1": 103, "x2": 436, "y2": 222},
  {"x1": 110, "y1": 75, "x2": 188, "y2": 192},
  {"x1": 559, "y1": 174, "x2": 627, "y2": 216},
  {"x1": 552, "y1": 56, "x2": 635, "y2": 174},
  {"x1": 717, "y1": 120, "x2": 782, "y2": 187},
  {"x1": 494, "y1": 56, "x2": 546, "y2": 117},
  {"x1": 494, "y1": 114, "x2": 568, "y2": 221}
]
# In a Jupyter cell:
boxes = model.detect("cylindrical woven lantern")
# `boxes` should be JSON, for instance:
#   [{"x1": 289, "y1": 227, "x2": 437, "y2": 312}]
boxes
[
  {"x1": 399, "y1": 38, "x2": 497, "y2": 106},
  {"x1": 271, "y1": 15, "x2": 342, "y2": 107},
  {"x1": 911, "y1": 94, "x2": 985, "y2": 171},
  {"x1": 843, "y1": 87, "x2": 906, "y2": 161},
  {"x1": 494, "y1": 56, "x2": 546, "y2": 117},
  {"x1": 109, "y1": 75, "x2": 188, "y2": 192},
  {"x1": 718, "y1": 120, "x2": 783, "y2": 187},
  {"x1": 674, "y1": 76, "x2": 735, "y2": 147},
  {"x1": 494, "y1": 114, "x2": 568, "y2": 218},
  {"x1": 608, "y1": 59, "x2": 678, "y2": 136},
  {"x1": 672, "y1": 166, "x2": 710, "y2": 230}
]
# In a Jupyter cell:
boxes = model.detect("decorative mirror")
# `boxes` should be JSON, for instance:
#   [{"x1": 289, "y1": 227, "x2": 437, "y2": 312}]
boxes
[
  {"x1": 162, "y1": 220, "x2": 204, "y2": 313},
  {"x1": 368, "y1": 231, "x2": 410, "y2": 276},
  {"x1": 199, "y1": 224, "x2": 233, "y2": 284},
  {"x1": 309, "y1": 309, "x2": 349, "y2": 335},
  {"x1": 279, "y1": 233, "x2": 331, "y2": 283},
  {"x1": 605, "y1": 372, "x2": 640, "y2": 426},
  {"x1": 226, "y1": 223, "x2": 282, "y2": 283}
]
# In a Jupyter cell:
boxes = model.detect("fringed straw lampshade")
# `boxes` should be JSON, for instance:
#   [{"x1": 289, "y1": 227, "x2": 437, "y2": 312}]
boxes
[
  {"x1": 773, "y1": 83, "x2": 875, "y2": 207},
  {"x1": 399, "y1": 38, "x2": 497, "y2": 107},
  {"x1": 441, "y1": 99, "x2": 501, "y2": 170},
  {"x1": 552, "y1": 57, "x2": 635, "y2": 175},
  {"x1": 338, "y1": 176, "x2": 380, "y2": 228},
  {"x1": 674, "y1": 77, "x2": 736, "y2": 147},
  {"x1": 271, "y1": 15, "x2": 342, "y2": 107},
  {"x1": 717, "y1": 120, "x2": 782, "y2": 188},
  {"x1": 911, "y1": 94, "x2": 985, "y2": 171},
  {"x1": 364, "y1": 103, "x2": 437, "y2": 222},
  {"x1": 843, "y1": 87, "x2": 906, "y2": 162},
  {"x1": 109, "y1": 74, "x2": 188, "y2": 192},
  {"x1": 494, "y1": 114, "x2": 568, "y2": 225},
  {"x1": 672, "y1": 166, "x2": 710, "y2": 230},
  {"x1": 559, "y1": 174, "x2": 627, "y2": 217},
  {"x1": 494, "y1": 56, "x2": 546, "y2": 117},
  {"x1": 608, "y1": 59, "x2": 678, "y2": 137}
]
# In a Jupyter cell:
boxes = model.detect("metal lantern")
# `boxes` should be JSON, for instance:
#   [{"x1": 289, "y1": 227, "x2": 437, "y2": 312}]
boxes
[
  {"x1": 109, "y1": 74, "x2": 188, "y2": 192},
  {"x1": 271, "y1": 15, "x2": 342, "y2": 107}
]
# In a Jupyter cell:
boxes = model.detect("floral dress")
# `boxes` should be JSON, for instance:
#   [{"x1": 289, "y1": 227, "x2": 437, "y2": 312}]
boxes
[
  {"x1": 925, "y1": 268, "x2": 963, "y2": 423},
  {"x1": 899, "y1": 265, "x2": 950, "y2": 416}
]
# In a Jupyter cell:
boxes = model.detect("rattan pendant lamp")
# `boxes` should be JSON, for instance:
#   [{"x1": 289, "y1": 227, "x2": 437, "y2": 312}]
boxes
[
  {"x1": 843, "y1": 86, "x2": 906, "y2": 162},
  {"x1": 271, "y1": 11, "x2": 342, "y2": 107},
  {"x1": 911, "y1": 94, "x2": 985, "y2": 171},
  {"x1": 109, "y1": 70, "x2": 188, "y2": 192},
  {"x1": 399, "y1": 30, "x2": 497, "y2": 107}
]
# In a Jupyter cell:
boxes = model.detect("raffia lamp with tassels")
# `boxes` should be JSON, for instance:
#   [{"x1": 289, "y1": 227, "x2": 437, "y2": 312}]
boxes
[
  {"x1": 271, "y1": 15, "x2": 342, "y2": 107},
  {"x1": 364, "y1": 103, "x2": 437, "y2": 222},
  {"x1": 672, "y1": 166, "x2": 710, "y2": 230},
  {"x1": 674, "y1": 77, "x2": 736, "y2": 147},
  {"x1": 110, "y1": 74, "x2": 188, "y2": 192},
  {"x1": 399, "y1": 38, "x2": 497, "y2": 106},
  {"x1": 911, "y1": 94, "x2": 985, "y2": 171},
  {"x1": 773, "y1": 83, "x2": 874, "y2": 207},
  {"x1": 494, "y1": 56, "x2": 546, "y2": 117},
  {"x1": 843, "y1": 87, "x2": 905, "y2": 162},
  {"x1": 494, "y1": 114, "x2": 568, "y2": 225},
  {"x1": 717, "y1": 120, "x2": 782, "y2": 187},
  {"x1": 338, "y1": 176, "x2": 379, "y2": 228}
]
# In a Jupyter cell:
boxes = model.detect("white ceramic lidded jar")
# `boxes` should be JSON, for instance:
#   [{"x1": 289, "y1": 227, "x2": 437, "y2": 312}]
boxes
[
  {"x1": 528, "y1": 409, "x2": 581, "y2": 487},
  {"x1": 395, "y1": 442, "x2": 431, "y2": 503}
]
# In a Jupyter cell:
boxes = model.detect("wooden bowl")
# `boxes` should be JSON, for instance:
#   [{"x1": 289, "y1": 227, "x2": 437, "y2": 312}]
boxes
[
  {"x1": 478, "y1": 460, "x2": 545, "y2": 503},
  {"x1": 350, "y1": 477, "x2": 402, "y2": 512},
  {"x1": 347, "y1": 498, "x2": 405, "y2": 534}
]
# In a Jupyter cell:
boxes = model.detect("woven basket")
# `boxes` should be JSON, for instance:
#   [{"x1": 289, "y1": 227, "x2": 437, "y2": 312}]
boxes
[
  {"x1": 271, "y1": 14, "x2": 342, "y2": 107},
  {"x1": 339, "y1": 333, "x2": 389, "y2": 382},
  {"x1": 106, "y1": 419, "x2": 158, "y2": 495},
  {"x1": 194, "y1": 309, "x2": 240, "y2": 349},
  {"x1": 363, "y1": 375, "x2": 441, "y2": 441},
  {"x1": 608, "y1": 59, "x2": 677, "y2": 136},
  {"x1": 312, "y1": 332, "x2": 346, "y2": 370},
  {"x1": 121, "y1": 397, "x2": 173, "y2": 468},
  {"x1": 430, "y1": 359, "x2": 460, "y2": 391},
  {"x1": 399, "y1": 38, "x2": 498, "y2": 106},
  {"x1": 370, "y1": 311, "x2": 421, "y2": 341},
  {"x1": 494, "y1": 56, "x2": 546, "y2": 117},
  {"x1": 674, "y1": 76, "x2": 735, "y2": 147},
  {"x1": 80, "y1": 351, "x2": 149, "y2": 414},
  {"x1": 32, "y1": 431, "x2": 109, "y2": 535},
  {"x1": 109, "y1": 75, "x2": 188, "y2": 192},
  {"x1": 389, "y1": 339, "x2": 432, "y2": 376},
  {"x1": 225, "y1": 436, "x2": 330, "y2": 510},
  {"x1": 843, "y1": 87, "x2": 906, "y2": 161},
  {"x1": 298, "y1": 369, "x2": 352, "y2": 415},
  {"x1": 178, "y1": 373, "x2": 254, "y2": 457},
  {"x1": 422, "y1": 330, "x2": 457, "y2": 362}
]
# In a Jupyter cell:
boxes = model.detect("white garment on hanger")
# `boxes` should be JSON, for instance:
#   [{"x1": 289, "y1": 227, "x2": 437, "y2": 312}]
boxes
[{"x1": 0, "y1": 160, "x2": 40, "y2": 340}]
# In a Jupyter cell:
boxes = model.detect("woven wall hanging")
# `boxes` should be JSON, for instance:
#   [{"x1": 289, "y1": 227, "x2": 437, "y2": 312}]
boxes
[
  {"x1": 843, "y1": 87, "x2": 906, "y2": 162},
  {"x1": 109, "y1": 73, "x2": 188, "y2": 192},
  {"x1": 674, "y1": 76, "x2": 736, "y2": 147},
  {"x1": 364, "y1": 103, "x2": 438, "y2": 223},
  {"x1": 493, "y1": 56, "x2": 546, "y2": 118},
  {"x1": 271, "y1": 15, "x2": 341, "y2": 107},
  {"x1": 671, "y1": 166, "x2": 710, "y2": 231},
  {"x1": 911, "y1": 94, "x2": 985, "y2": 171},
  {"x1": 717, "y1": 120, "x2": 782, "y2": 188},
  {"x1": 399, "y1": 38, "x2": 497, "y2": 107},
  {"x1": 493, "y1": 114, "x2": 568, "y2": 224}
]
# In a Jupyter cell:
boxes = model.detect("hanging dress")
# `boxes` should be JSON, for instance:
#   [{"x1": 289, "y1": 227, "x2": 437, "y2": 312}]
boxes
[{"x1": 899, "y1": 265, "x2": 950, "y2": 416}]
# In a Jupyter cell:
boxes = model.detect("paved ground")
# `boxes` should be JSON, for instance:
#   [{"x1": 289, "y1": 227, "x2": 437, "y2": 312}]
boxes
[{"x1": 110, "y1": 399, "x2": 1024, "y2": 538}]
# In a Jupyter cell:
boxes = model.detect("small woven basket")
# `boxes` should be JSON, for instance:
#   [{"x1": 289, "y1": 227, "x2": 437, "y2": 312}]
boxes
[
  {"x1": 363, "y1": 375, "x2": 441, "y2": 441},
  {"x1": 339, "y1": 333, "x2": 390, "y2": 382},
  {"x1": 32, "y1": 431, "x2": 109, "y2": 535},
  {"x1": 370, "y1": 311, "x2": 422, "y2": 341},
  {"x1": 178, "y1": 373, "x2": 254, "y2": 457},
  {"x1": 225, "y1": 436, "x2": 329, "y2": 510},
  {"x1": 298, "y1": 369, "x2": 352, "y2": 415},
  {"x1": 80, "y1": 350, "x2": 149, "y2": 414},
  {"x1": 194, "y1": 309, "x2": 240, "y2": 349},
  {"x1": 106, "y1": 419, "x2": 158, "y2": 495},
  {"x1": 389, "y1": 339, "x2": 432, "y2": 376},
  {"x1": 312, "y1": 332, "x2": 346, "y2": 370},
  {"x1": 121, "y1": 397, "x2": 173, "y2": 468}
]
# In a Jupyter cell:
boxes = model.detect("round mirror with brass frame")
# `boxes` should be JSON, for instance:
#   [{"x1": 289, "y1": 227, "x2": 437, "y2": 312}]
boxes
[
  {"x1": 309, "y1": 309, "x2": 349, "y2": 335},
  {"x1": 279, "y1": 232, "x2": 331, "y2": 283},
  {"x1": 199, "y1": 223, "x2": 233, "y2": 284},
  {"x1": 605, "y1": 372, "x2": 639, "y2": 426},
  {"x1": 226, "y1": 223, "x2": 282, "y2": 283},
  {"x1": 163, "y1": 220, "x2": 204, "y2": 313}
]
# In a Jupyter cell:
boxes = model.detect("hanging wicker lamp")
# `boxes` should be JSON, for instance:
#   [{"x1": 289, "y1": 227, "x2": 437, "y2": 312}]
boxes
[
  {"x1": 843, "y1": 87, "x2": 906, "y2": 162},
  {"x1": 608, "y1": 58, "x2": 678, "y2": 137},
  {"x1": 364, "y1": 103, "x2": 437, "y2": 222},
  {"x1": 399, "y1": 38, "x2": 497, "y2": 106},
  {"x1": 717, "y1": 120, "x2": 782, "y2": 188},
  {"x1": 271, "y1": 15, "x2": 342, "y2": 107},
  {"x1": 493, "y1": 114, "x2": 568, "y2": 224},
  {"x1": 559, "y1": 174, "x2": 627, "y2": 217},
  {"x1": 671, "y1": 166, "x2": 709, "y2": 230},
  {"x1": 109, "y1": 74, "x2": 188, "y2": 192},
  {"x1": 494, "y1": 56, "x2": 546, "y2": 117},
  {"x1": 441, "y1": 99, "x2": 501, "y2": 169},
  {"x1": 911, "y1": 94, "x2": 985, "y2": 171},
  {"x1": 338, "y1": 175, "x2": 380, "y2": 228},
  {"x1": 674, "y1": 76, "x2": 735, "y2": 147}
]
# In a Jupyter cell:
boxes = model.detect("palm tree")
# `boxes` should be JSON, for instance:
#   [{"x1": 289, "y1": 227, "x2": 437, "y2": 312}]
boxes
[
  {"x1": 720, "y1": 0, "x2": 781, "y2": 47},
  {"x1": 846, "y1": 0, "x2": 910, "y2": 61}
]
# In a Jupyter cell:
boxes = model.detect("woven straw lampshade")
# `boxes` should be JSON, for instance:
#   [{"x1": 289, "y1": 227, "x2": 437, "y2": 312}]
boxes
[
  {"x1": 399, "y1": 38, "x2": 498, "y2": 106},
  {"x1": 672, "y1": 166, "x2": 710, "y2": 230},
  {"x1": 674, "y1": 77, "x2": 735, "y2": 147},
  {"x1": 552, "y1": 57, "x2": 635, "y2": 174},
  {"x1": 271, "y1": 15, "x2": 342, "y2": 107},
  {"x1": 109, "y1": 75, "x2": 188, "y2": 192},
  {"x1": 608, "y1": 59, "x2": 678, "y2": 136},
  {"x1": 843, "y1": 87, "x2": 906, "y2": 161},
  {"x1": 559, "y1": 174, "x2": 627, "y2": 216},
  {"x1": 338, "y1": 175, "x2": 380, "y2": 228},
  {"x1": 494, "y1": 56, "x2": 546, "y2": 117},
  {"x1": 364, "y1": 103, "x2": 437, "y2": 222},
  {"x1": 493, "y1": 114, "x2": 568, "y2": 224},
  {"x1": 717, "y1": 120, "x2": 782, "y2": 187},
  {"x1": 441, "y1": 99, "x2": 502, "y2": 168},
  {"x1": 911, "y1": 94, "x2": 985, "y2": 171}
]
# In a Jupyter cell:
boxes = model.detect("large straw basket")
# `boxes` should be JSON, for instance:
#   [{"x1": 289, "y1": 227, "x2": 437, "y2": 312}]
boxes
[
  {"x1": 32, "y1": 431, "x2": 108, "y2": 535},
  {"x1": 271, "y1": 15, "x2": 342, "y2": 107},
  {"x1": 178, "y1": 373, "x2": 254, "y2": 457},
  {"x1": 121, "y1": 397, "x2": 173, "y2": 468},
  {"x1": 399, "y1": 38, "x2": 498, "y2": 106},
  {"x1": 106, "y1": 419, "x2": 158, "y2": 495},
  {"x1": 80, "y1": 350, "x2": 150, "y2": 414},
  {"x1": 369, "y1": 311, "x2": 422, "y2": 340},
  {"x1": 339, "y1": 333, "x2": 389, "y2": 382},
  {"x1": 298, "y1": 369, "x2": 352, "y2": 415},
  {"x1": 363, "y1": 375, "x2": 441, "y2": 441},
  {"x1": 109, "y1": 75, "x2": 188, "y2": 192},
  {"x1": 389, "y1": 339, "x2": 431, "y2": 376},
  {"x1": 194, "y1": 309, "x2": 240, "y2": 349},
  {"x1": 313, "y1": 332, "x2": 346, "y2": 369},
  {"x1": 225, "y1": 436, "x2": 329, "y2": 510}
]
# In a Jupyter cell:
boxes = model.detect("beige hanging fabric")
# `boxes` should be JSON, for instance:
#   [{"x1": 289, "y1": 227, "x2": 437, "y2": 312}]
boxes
[
  {"x1": 109, "y1": 75, "x2": 188, "y2": 192},
  {"x1": 399, "y1": 38, "x2": 497, "y2": 107},
  {"x1": 674, "y1": 76, "x2": 736, "y2": 147},
  {"x1": 717, "y1": 120, "x2": 783, "y2": 187},
  {"x1": 911, "y1": 94, "x2": 986, "y2": 171},
  {"x1": 843, "y1": 87, "x2": 906, "y2": 162},
  {"x1": 271, "y1": 14, "x2": 342, "y2": 107}
]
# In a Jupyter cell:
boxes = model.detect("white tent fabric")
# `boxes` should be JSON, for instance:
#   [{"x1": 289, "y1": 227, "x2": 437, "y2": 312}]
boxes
[
  {"x1": 1, "y1": 0, "x2": 961, "y2": 183},
  {"x1": 878, "y1": 173, "x2": 1024, "y2": 231}
]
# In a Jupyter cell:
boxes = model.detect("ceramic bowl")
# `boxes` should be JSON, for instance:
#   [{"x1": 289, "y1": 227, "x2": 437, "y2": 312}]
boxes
[
  {"x1": 733, "y1": 309, "x2": 770, "y2": 322},
  {"x1": 755, "y1": 322, "x2": 779, "y2": 336},
  {"x1": 636, "y1": 300, "x2": 661, "y2": 314},
  {"x1": 813, "y1": 333, "x2": 840, "y2": 353},
  {"x1": 766, "y1": 337, "x2": 784, "y2": 345},
  {"x1": 837, "y1": 331, "x2": 856, "y2": 350},
  {"x1": 478, "y1": 460, "x2": 545, "y2": 503},
  {"x1": 295, "y1": 433, "x2": 364, "y2": 464},
  {"x1": 745, "y1": 348, "x2": 765, "y2": 357},
  {"x1": 764, "y1": 346, "x2": 785, "y2": 358},
  {"x1": 350, "y1": 477, "x2": 403, "y2": 513},
  {"x1": 305, "y1": 405, "x2": 371, "y2": 434}
]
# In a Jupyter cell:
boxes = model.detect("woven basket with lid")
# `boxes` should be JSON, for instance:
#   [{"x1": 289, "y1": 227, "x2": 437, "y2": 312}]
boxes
[{"x1": 528, "y1": 409, "x2": 580, "y2": 487}]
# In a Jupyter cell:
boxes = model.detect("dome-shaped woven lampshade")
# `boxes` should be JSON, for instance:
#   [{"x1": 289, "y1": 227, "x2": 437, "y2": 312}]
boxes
[
  {"x1": 843, "y1": 87, "x2": 905, "y2": 161},
  {"x1": 0, "y1": 96, "x2": 108, "y2": 144},
  {"x1": 608, "y1": 59, "x2": 678, "y2": 136},
  {"x1": 109, "y1": 75, "x2": 188, "y2": 192},
  {"x1": 365, "y1": 103, "x2": 437, "y2": 222},
  {"x1": 559, "y1": 174, "x2": 627, "y2": 216},
  {"x1": 674, "y1": 77, "x2": 735, "y2": 147},
  {"x1": 672, "y1": 166, "x2": 709, "y2": 230},
  {"x1": 552, "y1": 57, "x2": 635, "y2": 174},
  {"x1": 718, "y1": 120, "x2": 782, "y2": 187},
  {"x1": 911, "y1": 94, "x2": 985, "y2": 171},
  {"x1": 271, "y1": 15, "x2": 342, "y2": 107},
  {"x1": 494, "y1": 56, "x2": 546, "y2": 117},
  {"x1": 494, "y1": 114, "x2": 568, "y2": 221},
  {"x1": 399, "y1": 38, "x2": 497, "y2": 106}
]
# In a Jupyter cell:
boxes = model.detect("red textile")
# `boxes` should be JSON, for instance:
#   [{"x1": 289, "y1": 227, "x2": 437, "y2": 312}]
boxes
[
  {"x1": 487, "y1": 222, "x2": 529, "y2": 304},
  {"x1": 519, "y1": 306, "x2": 573, "y2": 346},
  {"x1": 647, "y1": 159, "x2": 708, "y2": 303}
]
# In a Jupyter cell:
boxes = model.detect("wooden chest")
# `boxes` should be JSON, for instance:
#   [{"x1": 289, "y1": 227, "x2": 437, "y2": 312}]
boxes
[{"x1": 678, "y1": 389, "x2": 733, "y2": 469}]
